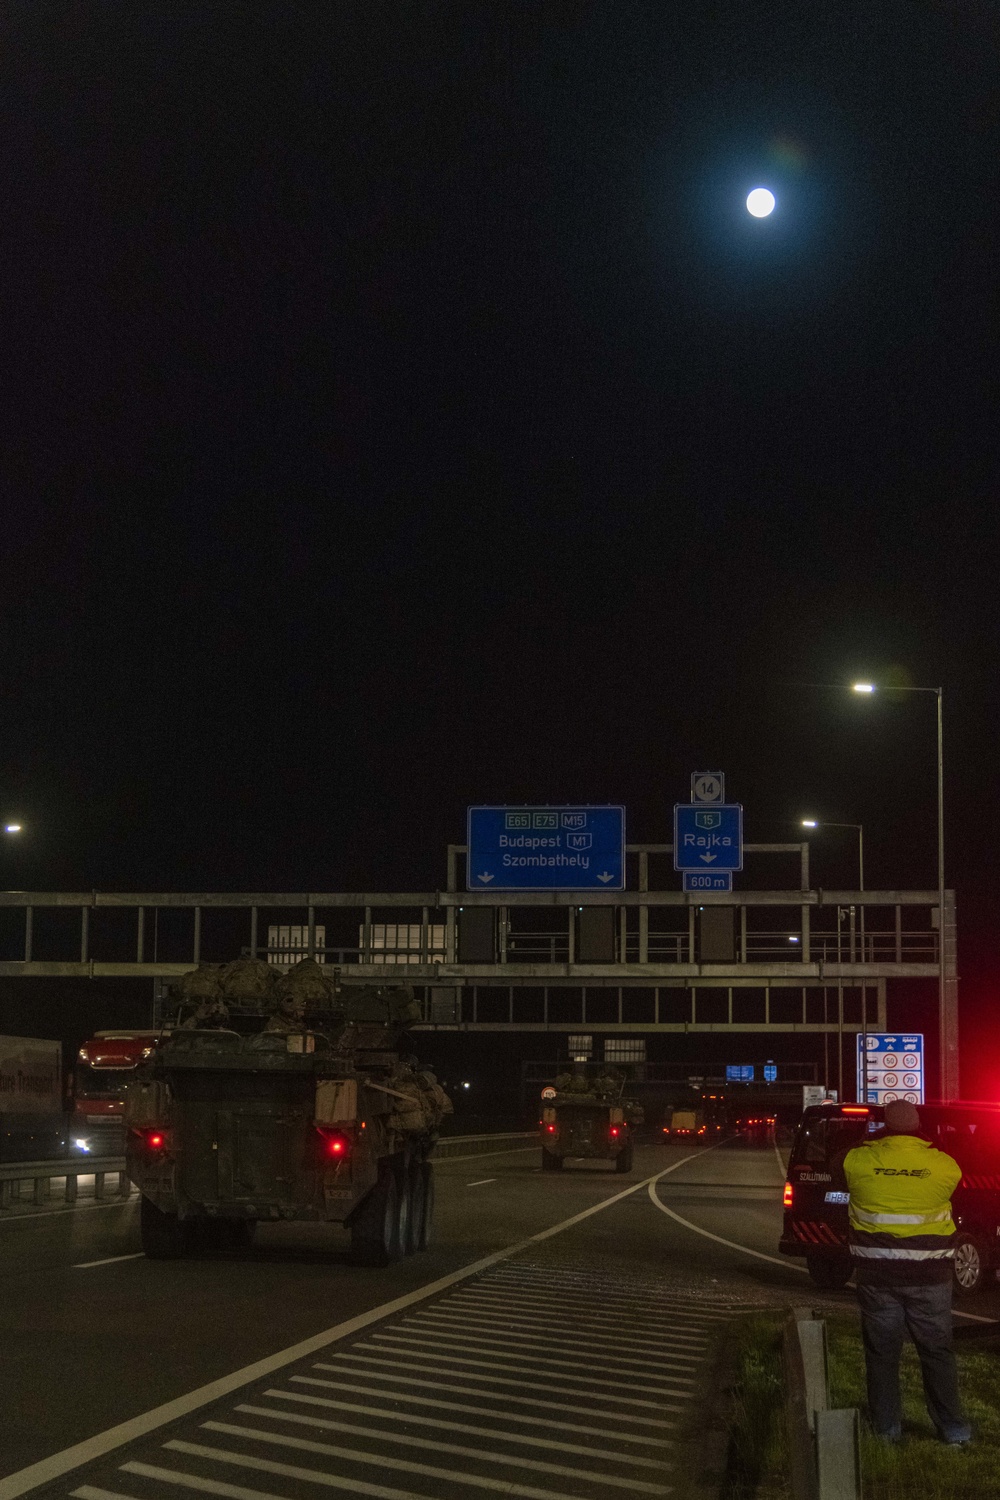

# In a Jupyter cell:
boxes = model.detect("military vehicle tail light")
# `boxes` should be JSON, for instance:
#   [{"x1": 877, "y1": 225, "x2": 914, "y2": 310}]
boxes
[
  {"x1": 315, "y1": 1127, "x2": 351, "y2": 1161},
  {"x1": 783, "y1": 1182, "x2": 794, "y2": 1208},
  {"x1": 135, "y1": 1128, "x2": 169, "y2": 1153}
]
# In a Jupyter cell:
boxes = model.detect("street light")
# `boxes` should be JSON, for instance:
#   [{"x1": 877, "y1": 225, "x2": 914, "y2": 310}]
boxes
[
  {"x1": 851, "y1": 682, "x2": 949, "y2": 1093},
  {"x1": 4, "y1": 824, "x2": 22, "y2": 835}
]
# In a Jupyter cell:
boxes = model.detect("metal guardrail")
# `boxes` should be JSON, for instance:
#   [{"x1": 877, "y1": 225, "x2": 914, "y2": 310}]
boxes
[
  {"x1": 433, "y1": 1131, "x2": 537, "y2": 1158},
  {"x1": 0, "y1": 1132, "x2": 539, "y2": 1210},
  {"x1": 784, "y1": 1307, "x2": 862, "y2": 1500},
  {"x1": 0, "y1": 1156, "x2": 131, "y2": 1209}
]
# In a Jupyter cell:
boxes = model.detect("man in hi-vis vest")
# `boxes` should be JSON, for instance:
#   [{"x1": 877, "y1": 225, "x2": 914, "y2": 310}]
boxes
[{"x1": 843, "y1": 1098, "x2": 970, "y2": 1445}]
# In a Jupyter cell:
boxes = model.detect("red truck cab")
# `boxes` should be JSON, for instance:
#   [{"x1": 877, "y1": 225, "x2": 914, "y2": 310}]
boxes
[{"x1": 71, "y1": 1031, "x2": 165, "y2": 1153}]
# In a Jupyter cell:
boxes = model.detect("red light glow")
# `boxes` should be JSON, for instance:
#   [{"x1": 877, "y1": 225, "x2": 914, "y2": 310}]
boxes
[
  {"x1": 315, "y1": 1127, "x2": 351, "y2": 1160},
  {"x1": 842, "y1": 1107, "x2": 869, "y2": 1115},
  {"x1": 783, "y1": 1182, "x2": 794, "y2": 1208},
  {"x1": 610, "y1": 1126, "x2": 619, "y2": 1138}
]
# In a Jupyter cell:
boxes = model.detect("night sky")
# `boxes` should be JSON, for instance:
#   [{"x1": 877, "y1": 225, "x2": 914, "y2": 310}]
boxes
[{"x1": 0, "y1": 7, "x2": 997, "y2": 1083}]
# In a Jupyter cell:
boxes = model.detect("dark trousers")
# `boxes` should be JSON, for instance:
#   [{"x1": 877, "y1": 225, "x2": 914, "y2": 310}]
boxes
[{"x1": 857, "y1": 1281, "x2": 970, "y2": 1442}]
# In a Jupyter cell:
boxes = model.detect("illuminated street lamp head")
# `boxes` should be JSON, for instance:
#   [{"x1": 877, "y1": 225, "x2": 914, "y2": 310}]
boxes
[
  {"x1": 4, "y1": 823, "x2": 22, "y2": 834},
  {"x1": 852, "y1": 683, "x2": 876, "y2": 694},
  {"x1": 801, "y1": 820, "x2": 818, "y2": 829},
  {"x1": 746, "y1": 187, "x2": 776, "y2": 218}
]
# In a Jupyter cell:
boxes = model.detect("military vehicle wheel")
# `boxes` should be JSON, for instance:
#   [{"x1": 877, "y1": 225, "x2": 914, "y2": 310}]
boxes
[
  {"x1": 140, "y1": 1195, "x2": 188, "y2": 1259},
  {"x1": 614, "y1": 1143, "x2": 634, "y2": 1174},
  {"x1": 806, "y1": 1255, "x2": 853, "y2": 1290},
  {"x1": 404, "y1": 1159, "x2": 424, "y2": 1255},
  {"x1": 416, "y1": 1162, "x2": 434, "y2": 1251},
  {"x1": 953, "y1": 1234, "x2": 989, "y2": 1295},
  {"x1": 351, "y1": 1166, "x2": 402, "y2": 1267},
  {"x1": 541, "y1": 1149, "x2": 563, "y2": 1171}
]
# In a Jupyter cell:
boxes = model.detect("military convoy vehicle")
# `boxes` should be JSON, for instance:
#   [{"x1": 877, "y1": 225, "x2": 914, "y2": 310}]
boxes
[
  {"x1": 125, "y1": 958, "x2": 451, "y2": 1264},
  {"x1": 539, "y1": 1066, "x2": 644, "y2": 1173}
]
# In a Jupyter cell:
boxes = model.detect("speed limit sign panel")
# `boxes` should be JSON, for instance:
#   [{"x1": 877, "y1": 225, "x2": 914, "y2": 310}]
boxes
[{"x1": 858, "y1": 1033, "x2": 924, "y2": 1105}]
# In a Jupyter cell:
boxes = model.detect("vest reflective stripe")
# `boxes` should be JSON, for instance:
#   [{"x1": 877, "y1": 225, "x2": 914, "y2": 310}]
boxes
[
  {"x1": 851, "y1": 1204, "x2": 953, "y2": 1228},
  {"x1": 851, "y1": 1244, "x2": 955, "y2": 1261}
]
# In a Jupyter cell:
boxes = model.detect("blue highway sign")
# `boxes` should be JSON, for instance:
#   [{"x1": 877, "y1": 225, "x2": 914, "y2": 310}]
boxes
[
  {"x1": 467, "y1": 806, "x2": 625, "y2": 891},
  {"x1": 674, "y1": 803, "x2": 743, "y2": 872},
  {"x1": 726, "y1": 1065, "x2": 755, "y2": 1083}
]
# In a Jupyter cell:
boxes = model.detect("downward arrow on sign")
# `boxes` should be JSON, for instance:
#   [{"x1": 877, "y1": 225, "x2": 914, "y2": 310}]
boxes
[
  {"x1": 597, "y1": 872, "x2": 614, "y2": 884},
  {"x1": 477, "y1": 872, "x2": 495, "y2": 884},
  {"x1": 700, "y1": 853, "x2": 717, "y2": 864}
]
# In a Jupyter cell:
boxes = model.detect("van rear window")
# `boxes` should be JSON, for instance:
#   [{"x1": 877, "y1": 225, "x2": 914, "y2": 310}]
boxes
[{"x1": 791, "y1": 1116, "x2": 870, "y2": 1167}]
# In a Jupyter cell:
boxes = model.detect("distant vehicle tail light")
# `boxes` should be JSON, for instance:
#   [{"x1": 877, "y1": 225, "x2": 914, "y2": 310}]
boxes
[
  {"x1": 545, "y1": 1123, "x2": 557, "y2": 1134},
  {"x1": 610, "y1": 1126, "x2": 619, "y2": 1138},
  {"x1": 315, "y1": 1127, "x2": 351, "y2": 1161},
  {"x1": 783, "y1": 1182, "x2": 794, "y2": 1208}
]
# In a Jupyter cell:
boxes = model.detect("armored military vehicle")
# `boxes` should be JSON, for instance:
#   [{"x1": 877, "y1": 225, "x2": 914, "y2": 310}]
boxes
[
  {"x1": 539, "y1": 1066, "x2": 644, "y2": 1173},
  {"x1": 125, "y1": 958, "x2": 451, "y2": 1264}
]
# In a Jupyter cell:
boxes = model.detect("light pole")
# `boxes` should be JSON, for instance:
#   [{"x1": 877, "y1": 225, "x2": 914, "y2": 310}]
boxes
[
  {"x1": 800, "y1": 819, "x2": 866, "y2": 1098},
  {"x1": 853, "y1": 682, "x2": 951, "y2": 1096}
]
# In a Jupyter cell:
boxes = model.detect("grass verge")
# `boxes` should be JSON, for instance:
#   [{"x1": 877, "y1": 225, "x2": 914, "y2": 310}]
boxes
[{"x1": 722, "y1": 1308, "x2": 1000, "y2": 1499}]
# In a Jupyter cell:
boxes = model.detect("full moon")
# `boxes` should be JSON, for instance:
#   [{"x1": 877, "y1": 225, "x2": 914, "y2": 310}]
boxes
[{"x1": 746, "y1": 187, "x2": 776, "y2": 218}]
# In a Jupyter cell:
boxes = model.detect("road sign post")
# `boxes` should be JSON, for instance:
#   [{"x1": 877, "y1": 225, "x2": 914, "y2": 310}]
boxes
[{"x1": 467, "y1": 806, "x2": 625, "y2": 891}]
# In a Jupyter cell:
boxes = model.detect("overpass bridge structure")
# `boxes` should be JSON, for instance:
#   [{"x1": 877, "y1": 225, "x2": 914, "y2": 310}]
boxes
[{"x1": 0, "y1": 842, "x2": 957, "y2": 1090}]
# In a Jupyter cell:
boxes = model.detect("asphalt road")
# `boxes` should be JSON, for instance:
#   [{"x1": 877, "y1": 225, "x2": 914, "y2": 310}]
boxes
[{"x1": 1, "y1": 1137, "x2": 995, "y2": 1499}]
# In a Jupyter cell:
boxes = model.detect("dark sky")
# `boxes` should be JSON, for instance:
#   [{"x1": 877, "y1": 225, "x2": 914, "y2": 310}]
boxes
[{"x1": 0, "y1": 6, "x2": 997, "y2": 1073}]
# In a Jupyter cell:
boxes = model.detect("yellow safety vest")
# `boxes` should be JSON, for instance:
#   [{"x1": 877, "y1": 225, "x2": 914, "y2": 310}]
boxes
[{"x1": 843, "y1": 1134, "x2": 961, "y2": 1266}]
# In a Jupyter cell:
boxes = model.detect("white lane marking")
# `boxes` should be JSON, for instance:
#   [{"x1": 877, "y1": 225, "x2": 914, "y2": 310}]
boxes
[
  {"x1": 773, "y1": 1138, "x2": 787, "y2": 1178},
  {"x1": 458, "y1": 1278, "x2": 731, "y2": 1314},
  {"x1": 373, "y1": 1325, "x2": 702, "y2": 1371},
  {"x1": 0, "y1": 1199, "x2": 136, "y2": 1227},
  {"x1": 401, "y1": 1311, "x2": 707, "y2": 1358},
  {"x1": 204, "y1": 1418, "x2": 672, "y2": 1495},
  {"x1": 363, "y1": 1333, "x2": 697, "y2": 1389},
  {"x1": 408, "y1": 1307, "x2": 709, "y2": 1351},
  {"x1": 479, "y1": 1274, "x2": 732, "y2": 1316},
  {"x1": 74, "y1": 1254, "x2": 145, "y2": 1270},
  {"x1": 237, "y1": 1399, "x2": 672, "y2": 1466},
  {"x1": 448, "y1": 1286, "x2": 728, "y2": 1325},
  {"x1": 648, "y1": 1176, "x2": 808, "y2": 1271},
  {"x1": 276, "y1": 1382, "x2": 676, "y2": 1443},
  {"x1": 164, "y1": 1435, "x2": 634, "y2": 1500},
  {"x1": 301, "y1": 1374, "x2": 683, "y2": 1416},
  {"x1": 72, "y1": 1489, "x2": 144, "y2": 1500},
  {"x1": 646, "y1": 1173, "x2": 1000, "y2": 1325},
  {"x1": 0, "y1": 1145, "x2": 716, "y2": 1500},
  {"x1": 466, "y1": 1179, "x2": 496, "y2": 1187},
  {"x1": 440, "y1": 1298, "x2": 717, "y2": 1346},
  {"x1": 123, "y1": 1458, "x2": 422, "y2": 1500}
]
